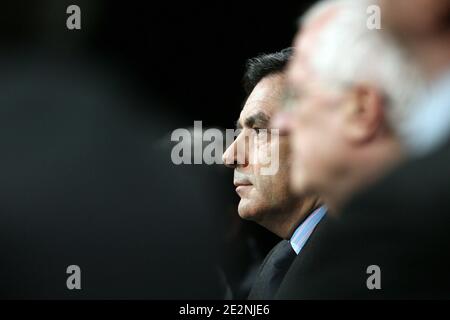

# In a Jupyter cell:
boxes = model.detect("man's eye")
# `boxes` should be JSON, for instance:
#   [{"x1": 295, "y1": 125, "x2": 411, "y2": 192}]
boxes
[{"x1": 253, "y1": 128, "x2": 269, "y2": 135}]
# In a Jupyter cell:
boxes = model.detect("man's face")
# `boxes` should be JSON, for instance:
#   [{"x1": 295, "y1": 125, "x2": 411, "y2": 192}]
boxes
[
  {"x1": 283, "y1": 34, "x2": 352, "y2": 196},
  {"x1": 222, "y1": 74, "x2": 294, "y2": 221}
]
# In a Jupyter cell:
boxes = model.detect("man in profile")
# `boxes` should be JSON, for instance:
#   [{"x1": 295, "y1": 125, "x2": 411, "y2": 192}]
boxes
[
  {"x1": 222, "y1": 48, "x2": 326, "y2": 299},
  {"x1": 275, "y1": 0, "x2": 450, "y2": 299},
  {"x1": 274, "y1": 0, "x2": 424, "y2": 214}
]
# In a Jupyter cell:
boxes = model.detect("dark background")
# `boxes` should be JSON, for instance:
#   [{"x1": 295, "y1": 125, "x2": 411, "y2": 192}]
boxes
[
  {"x1": 0, "y1": 0, "x2": 317, "y2": 298},
  {"x1": 1, "y1": 0, "x2": 316, "y2": 127}
]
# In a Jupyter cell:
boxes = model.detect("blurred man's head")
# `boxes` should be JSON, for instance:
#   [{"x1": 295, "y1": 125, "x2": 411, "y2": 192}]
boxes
[
  {"x1": 223, "y1": 49, "x2": 320, "y2": 238},
  {"x1": 277, "y1": 0, "x2": 424, "y2": 212},
  {"x1": 379, "y1": 0, "x2": 450, "y2": 79}
]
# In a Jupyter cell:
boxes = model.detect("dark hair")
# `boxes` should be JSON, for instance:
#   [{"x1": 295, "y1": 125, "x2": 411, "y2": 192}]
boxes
[{"x1": 243, "y1": 47, "x2": 293, "y2": 95}]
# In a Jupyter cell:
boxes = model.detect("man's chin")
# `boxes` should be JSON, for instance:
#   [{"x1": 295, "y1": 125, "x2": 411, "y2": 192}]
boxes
[{"x1": 237, "y1": 199, "x2": 263, "y2": 221}]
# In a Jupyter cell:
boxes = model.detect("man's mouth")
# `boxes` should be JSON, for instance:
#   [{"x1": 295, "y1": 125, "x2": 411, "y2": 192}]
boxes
[{"x1": 233, "y1": 180, "x2": 253, "y2": 196}]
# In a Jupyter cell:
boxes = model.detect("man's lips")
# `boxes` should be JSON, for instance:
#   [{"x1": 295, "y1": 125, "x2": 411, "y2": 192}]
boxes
[
  {"x1": 234, "y1": 181, "x2": 253, "y2": 195},
  {"x1": 233, "y1": 181, "x2": 252, "y2": 187}
]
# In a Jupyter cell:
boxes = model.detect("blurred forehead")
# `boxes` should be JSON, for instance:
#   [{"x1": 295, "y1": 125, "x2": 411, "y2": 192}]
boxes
[
  {"x1": 287, "y1": 36, "x2": 321, "y2": 94},
  {"x1": 287, "y1": 35, "x2": 308, "y2": 87},
  {"x1": 240, "y1": 73, "x2": 286, "y2": 120},
  {"x1": 287, "y1": 5, "x2": 341, "y2": 89}
]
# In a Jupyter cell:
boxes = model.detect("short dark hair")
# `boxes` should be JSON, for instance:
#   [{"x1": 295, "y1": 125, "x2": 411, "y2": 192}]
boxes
[{"x1": 242, "y1": 47, "x2": 293, "y2": 95}]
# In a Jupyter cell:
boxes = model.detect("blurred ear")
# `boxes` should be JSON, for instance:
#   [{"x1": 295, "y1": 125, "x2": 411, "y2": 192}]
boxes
[{"x1": 341, "y1": 85, "x2": 385, "y2": 144}]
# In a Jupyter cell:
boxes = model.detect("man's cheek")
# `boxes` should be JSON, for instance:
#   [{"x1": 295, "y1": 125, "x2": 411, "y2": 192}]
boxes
[
  {"x1": 253, "y1": 141, "x2": 272, "y2": 168},
  {"x1": 255, "y1": 175, "x2": 272, "y2": 200},
  {"x1": 262, "y1": 141, "x2": 280, "y2": 176}
]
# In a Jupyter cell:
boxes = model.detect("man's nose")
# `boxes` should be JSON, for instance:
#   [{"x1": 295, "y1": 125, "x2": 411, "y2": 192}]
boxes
[
  {"x1": 222, "y1": 139, "x2": 238, "y2": 168},
  {"x1": 222, "y1": 133, "x2": 248, "y2": 168}
]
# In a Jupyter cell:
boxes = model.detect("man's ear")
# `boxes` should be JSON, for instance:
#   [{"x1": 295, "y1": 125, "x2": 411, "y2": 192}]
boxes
[{"x1": 341, "y1": 85, "x2": 385, "y2": 144}]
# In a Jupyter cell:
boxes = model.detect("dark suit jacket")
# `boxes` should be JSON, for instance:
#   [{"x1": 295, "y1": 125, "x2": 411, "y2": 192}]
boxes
[
  {"x1": 248, "y1": 240, "x2": 293, "y2": 300},
  {"x1": 248, "y1": 216, "x2": 328, "y2": 299},
  {"x1": 277, "y1": 138, "x2": 450, "y2": 299}
]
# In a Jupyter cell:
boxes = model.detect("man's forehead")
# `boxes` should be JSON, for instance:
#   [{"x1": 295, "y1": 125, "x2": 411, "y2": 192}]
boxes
[
  {"x1": 287, "y1": 5, "x2": 341, "y2": 85},
  {"x1": 286, "y1": 50, "x2": 305, "y2": 85},
  {"x1": 300, "y1": 4, "x2": 340, "y2": 48},
  {"x1": 249, "y1": 74, "x2": 285, "y2": 99},
  {"x1": 287, "y1": 32, "x2": 325, "y2": 89},
  {"x1": 241, "y1": 75, "x2": 285, "y2": 118},
  {"x1": 286, "y1": 51, "x2": 313, "y2": 94}
]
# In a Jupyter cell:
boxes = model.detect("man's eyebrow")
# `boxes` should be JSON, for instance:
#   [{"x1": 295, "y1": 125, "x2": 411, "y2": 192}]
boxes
[{"x1": 244, "y1": 111, "x2": 271, "y2": 128}]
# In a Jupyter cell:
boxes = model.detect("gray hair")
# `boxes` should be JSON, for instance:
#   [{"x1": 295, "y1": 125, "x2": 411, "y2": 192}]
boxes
[{"x1": 297, "y1": 0, "x2": 425, "y2": 132}]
